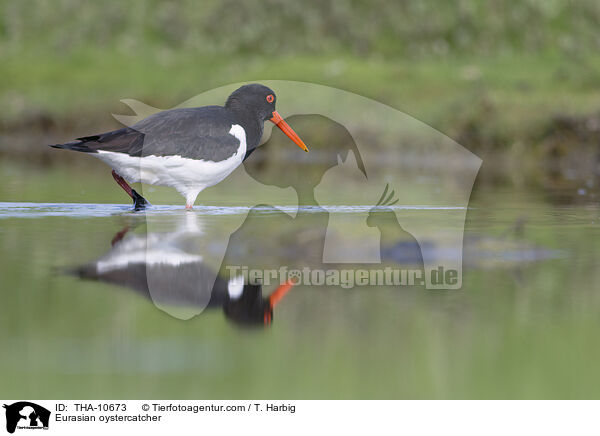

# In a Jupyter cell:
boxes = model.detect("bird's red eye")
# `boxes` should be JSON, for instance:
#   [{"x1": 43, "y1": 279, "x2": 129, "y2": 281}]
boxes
[{"x1": 266, "y1": 94, "x2": 274, "y2": 103}]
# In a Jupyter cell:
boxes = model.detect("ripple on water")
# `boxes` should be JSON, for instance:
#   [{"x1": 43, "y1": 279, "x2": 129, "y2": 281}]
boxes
[{"x1": 0, "y1": 202, "x2": 467, "y2": 219}]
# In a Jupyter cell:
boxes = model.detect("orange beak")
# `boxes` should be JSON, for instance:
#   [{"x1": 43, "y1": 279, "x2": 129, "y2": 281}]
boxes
[
  {"x1": 269, "y1": 279, "x2": 295, "y2": 308},
  {"x1": 270, "y1": 111, "x2": 309, "y2": 152}
]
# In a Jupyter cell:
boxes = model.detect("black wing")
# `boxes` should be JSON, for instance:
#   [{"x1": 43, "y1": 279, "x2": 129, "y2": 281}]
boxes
[{"x1": 50, "y1": 106, "x2": 243, "y2": 161}]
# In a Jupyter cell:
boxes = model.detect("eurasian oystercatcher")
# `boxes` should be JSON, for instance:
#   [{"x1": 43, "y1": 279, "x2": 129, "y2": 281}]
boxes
[
  {"x1": 50, "y1": 84, "x2": 309, "y2": 209},
  {"x1": 71, "y1": 225, "x2": 294, "y2": 327}
]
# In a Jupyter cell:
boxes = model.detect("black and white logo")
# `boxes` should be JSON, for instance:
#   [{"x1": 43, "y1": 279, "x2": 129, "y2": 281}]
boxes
[{"x1": 3, "y1": 402, "x2": 50, "y2": 434}]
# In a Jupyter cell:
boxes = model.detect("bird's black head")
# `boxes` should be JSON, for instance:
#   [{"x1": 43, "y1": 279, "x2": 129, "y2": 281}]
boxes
[
  {"x1": 226, "y1": 84, "x2": 277, "y2": 122},
  {"x1": 223, "y1": 280, "x2": 294, "y2": 328},
  {"x1": 222, "y1": 283, "x2": 273, "y2": 327},
  {"x1": 226, "y1": 84, "x2": 309, "y2": 152}
]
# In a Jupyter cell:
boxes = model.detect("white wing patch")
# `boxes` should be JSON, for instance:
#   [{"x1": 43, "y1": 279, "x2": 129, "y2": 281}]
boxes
[
  {"x1": 228, "y1": 124, "x2": 246, "y2": 149},
  {"x1": 227, "y1": 275, "x2": 245, "y2": 300},
  {"x1": 96, "y1": 250, "x2": 203, "y2": 273}
]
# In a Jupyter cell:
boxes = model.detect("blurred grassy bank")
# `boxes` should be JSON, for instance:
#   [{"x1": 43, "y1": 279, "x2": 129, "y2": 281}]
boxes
[
  {"x1": 2, "y1": 0, "x2": 600, "y2": 162},
  {"x1": 3, "y1": 51, "x2": 600, "y2": 149}
]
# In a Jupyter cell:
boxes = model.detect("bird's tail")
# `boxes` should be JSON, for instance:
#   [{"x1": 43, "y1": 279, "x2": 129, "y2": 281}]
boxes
[
  {"x1": 56, "y1": 264, "x2": 98, "y2": 280},
  {"x1": 48, "y1": 135, "x2": 101, "y2": 153}
]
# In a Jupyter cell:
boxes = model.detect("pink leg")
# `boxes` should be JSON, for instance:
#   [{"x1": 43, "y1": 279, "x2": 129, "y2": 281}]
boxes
[
  {"x1": 112, "y1": 170, "x2": 133, "y2": 197},
  {"x1": 111, "y1": 226, "x2": 130, "y2": 246},
  {"x1": 184, "y1": 190, "x2": 200, "y2": 210}
]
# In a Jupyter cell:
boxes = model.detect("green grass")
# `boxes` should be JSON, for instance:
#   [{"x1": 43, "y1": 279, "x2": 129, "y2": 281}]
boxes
[
  {"x1": 3, "y1": 49, "x2": 600, "y2": 154},
  {"x1": 3, "y1": 0, "x2": 600, "y2": 156}
]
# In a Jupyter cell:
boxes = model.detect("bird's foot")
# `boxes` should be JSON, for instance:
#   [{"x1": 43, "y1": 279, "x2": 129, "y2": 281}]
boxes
[
  {"x1": 111, "y1": 170, "x2": 150, "y2": 210},
  {"x1": 132, "y1": 189, "x2": 149, "y2": 210},
  {"x1": 185, "y1": 203, "x2": 193, "y2": 210}
]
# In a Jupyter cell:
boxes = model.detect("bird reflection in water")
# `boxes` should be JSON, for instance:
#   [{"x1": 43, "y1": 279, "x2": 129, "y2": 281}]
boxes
[{"x1": 69, "y1": 214, "x2": 294, "y2": 328}]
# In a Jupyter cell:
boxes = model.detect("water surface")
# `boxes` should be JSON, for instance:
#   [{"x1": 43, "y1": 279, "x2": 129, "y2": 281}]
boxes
[{"x1": 1, "y1": 161, "x2": 599, "y2": 399}]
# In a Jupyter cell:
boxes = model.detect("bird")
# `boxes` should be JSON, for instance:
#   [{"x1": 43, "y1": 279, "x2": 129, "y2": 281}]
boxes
[
  {"x1": 67, "y1": 223, "x2": 295, "y2": 327},
  {"x1": 49, "y1": 84, "x2": 309, "y2": 209},
  {"x1": 73, "y1": 257, "x2": 294, "y2": 327}
]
